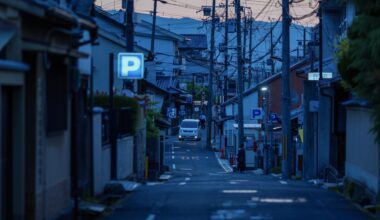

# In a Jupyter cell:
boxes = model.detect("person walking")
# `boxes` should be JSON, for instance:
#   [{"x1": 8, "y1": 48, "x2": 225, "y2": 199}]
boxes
[
  {"x1": 199, "y1": 114, "x2": 206, "y2": 129},
  {"x1": 237, "y1": 144, "x2": 246, "y2": 172}
]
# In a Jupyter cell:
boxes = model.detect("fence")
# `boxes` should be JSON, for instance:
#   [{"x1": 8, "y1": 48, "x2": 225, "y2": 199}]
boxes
[
  {"x1": 101, "y1": 110, "x2": 110, "y2": 145},
  {"x1": 101, "y1": 107, "x2": 135, "y2": 144}
]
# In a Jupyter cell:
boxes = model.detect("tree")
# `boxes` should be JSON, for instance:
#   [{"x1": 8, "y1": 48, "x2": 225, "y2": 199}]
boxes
[
  {"x1": 337, "y1": 0, "x2": 380, "y2": 144},
  {"x1": 186, "y1": 82, "x2": 208, "y2": 100}
]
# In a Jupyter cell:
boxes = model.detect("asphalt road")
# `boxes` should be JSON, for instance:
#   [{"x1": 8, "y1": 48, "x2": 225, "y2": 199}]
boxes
[{"x1": 104, "y1": 133, "x2": 372, "y2": 220}]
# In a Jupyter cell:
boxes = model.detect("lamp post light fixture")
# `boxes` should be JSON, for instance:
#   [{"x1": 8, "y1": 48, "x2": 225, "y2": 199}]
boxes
[{"x1": 261, "y1": 86, "x2": 268, "y2": 92}]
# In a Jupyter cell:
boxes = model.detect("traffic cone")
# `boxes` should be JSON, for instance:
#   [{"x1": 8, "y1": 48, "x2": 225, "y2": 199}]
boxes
[
  {"x1": 220, "y1": 148, "x2": 225, "y2": 159},
  {"x1": 230, "y1": 153, "x2": 235, "y2": 166}
]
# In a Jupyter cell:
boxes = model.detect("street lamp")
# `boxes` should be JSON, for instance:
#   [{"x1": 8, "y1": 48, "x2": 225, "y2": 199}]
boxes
[
  {"x1": 261, "y1": 86, "x2": 269, "y2": 174},
  {"x1": 261, "y1": 86, "x2": 268, "y2": 92}
]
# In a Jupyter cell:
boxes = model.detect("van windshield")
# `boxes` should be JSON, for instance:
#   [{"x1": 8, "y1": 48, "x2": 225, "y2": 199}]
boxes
[{"x1": 181, "y1": 121, "x2": 198, "y2": 128}]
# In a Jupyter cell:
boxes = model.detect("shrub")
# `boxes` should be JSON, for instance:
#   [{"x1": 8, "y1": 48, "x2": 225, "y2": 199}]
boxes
[{"x1": 94, "y1": 94, "x2": 140, "y2": 134}]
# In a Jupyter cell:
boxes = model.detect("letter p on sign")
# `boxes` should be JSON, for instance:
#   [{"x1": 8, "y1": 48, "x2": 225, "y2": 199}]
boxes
[{"x1": 118, "y1": 53, "x2": 144, "y2": 79}]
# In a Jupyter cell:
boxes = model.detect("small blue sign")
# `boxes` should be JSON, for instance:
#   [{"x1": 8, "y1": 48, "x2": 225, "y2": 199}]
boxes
[
  {"x1": 167, "y1": 107, "x2": 177, "y2": 119},
  {"x1": 118, "y1": 53, "x2": 144, "y2": 79},
  {"x1": 270, "y1": 113, "x2": 277, "y2": 121}
]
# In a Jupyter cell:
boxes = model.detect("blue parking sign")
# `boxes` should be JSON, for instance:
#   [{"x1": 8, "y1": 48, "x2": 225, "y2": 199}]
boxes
[
  {"x1": 118, "y1": 53, "x2": 144, "y2": 79},
  {"x1": 270, "y1": 113, "x2": 277, "y2": 121},
  {"x1": 251, "y1": 108, "x2": 263, "y2": 120}
]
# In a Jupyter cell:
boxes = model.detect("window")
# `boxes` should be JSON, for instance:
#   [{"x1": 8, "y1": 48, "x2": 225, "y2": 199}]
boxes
[
  {"x1": 180, "y1": 120, "x2": 198, "y2": 128},
  {"x1": 46, "y1": 56, "x2": 68, "y2": 133}
]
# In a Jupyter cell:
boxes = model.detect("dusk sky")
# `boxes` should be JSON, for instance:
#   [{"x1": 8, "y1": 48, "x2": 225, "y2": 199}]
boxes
[{"x1": 96, "y1": 0, "x2": 318, "y2": 26}]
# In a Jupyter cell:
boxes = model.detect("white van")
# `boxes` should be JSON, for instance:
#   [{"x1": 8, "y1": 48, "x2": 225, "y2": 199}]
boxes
[{"x1": 178, "y1": 119, "x2": 201, "y2": 141}]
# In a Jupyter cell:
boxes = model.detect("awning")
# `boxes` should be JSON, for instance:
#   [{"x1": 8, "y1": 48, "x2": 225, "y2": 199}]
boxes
[
  {"x1": 291, "y1": 108, "x2": 303, "y2": 120},
  {"x1": 23, "y1": 41, "x2": 89, "y2": 58},
  {"x1": 0, "y1": 27, "x2": 16, "y2": 51},
  {"x1": 0, "y1": 59, "x2": 29, "y2": 72}
]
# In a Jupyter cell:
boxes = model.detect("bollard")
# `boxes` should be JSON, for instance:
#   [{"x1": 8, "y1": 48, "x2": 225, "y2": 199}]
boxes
[
  {"x1": 230, "y1": 153, "x2": 235, "y2": 165},
  {"x1": 220, "y1": 148, "x2": 225, "y2": 159}
]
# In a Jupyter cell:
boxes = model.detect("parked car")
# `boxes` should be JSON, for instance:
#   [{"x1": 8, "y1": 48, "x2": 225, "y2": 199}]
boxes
[{"x1": 178, "y1": 119, "x2": 201, "y2": 141}]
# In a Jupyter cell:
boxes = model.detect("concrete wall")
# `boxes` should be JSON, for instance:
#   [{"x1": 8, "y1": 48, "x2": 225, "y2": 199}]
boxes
[
  {"x1": 92, "y1": 110, "x2": 134, "y2": 194},
  {"x1": 345, "y1": 107, "x2": 379, "y2": 194},
  {"x1": 92, "y1": 111, "x2": 110, "y2": 195},
  {"x1": 243, "y1": 92, "x2": 259, "y2": 121},
  {"x1": 92, "y1": 32, "x2": 125, "y2": 94},
  {"x1": 117, "y1": 136, "x2": 134, "y2": 180}
]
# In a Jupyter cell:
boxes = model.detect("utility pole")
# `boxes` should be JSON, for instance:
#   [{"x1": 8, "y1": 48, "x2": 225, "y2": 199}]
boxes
[
  {"x1": 223, "y1": 0, "x2": 229, "y2": 102},
  {"x1": 151, "y1": 0, "x2": 158, "y2": 56},
  {"x1": 270, "y1": 22, "x2": 275, "y2": 76},
  {"x1": 281, "y1": 0, "x2": 292, "y2": 180},
  {"x1": 235, "y1": 0, "x2": 245, "y2": 150},
  {"x1": 248, "y1": 17, "x2": 253, "y2": 88},
  {"x1": 125, "y1": 0, "x2": 134, "y2": 52},
  {"x1": 109, "y1": 53, "x2": 117, "y2": 180},
  {"x1": 243, "y1": 11, "x2": 247, "y2": 90},
  {"x1": 318, "y1": 2, "x2": 323, "y2": 82},
  {"x1": 150, "y1": 0, "x2": 167, "y2": 58},
  {"x1": 207, "y1": 0, "x2": 217, "y2": 149},
  {"x1": 263, "y1": 90, "x2": 269, "y2": 174},
  {"x1": 303, "y1": 27, "x2": 306, "y2": 58},
  {"x1": 123, "y1": 0, "x2": 135, "y2": 91}
]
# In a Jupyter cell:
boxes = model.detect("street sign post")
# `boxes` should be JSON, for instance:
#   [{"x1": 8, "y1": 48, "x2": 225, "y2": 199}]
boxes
[
  {"x1": 308, "y1": 72, "x2": 332, "y2": 81},
  {"x1": 167, "y1": 107, "x2": 177, "y2": 119},
  {"x1": 118, "y1": 53, "x2": 144, "y2": 79}
]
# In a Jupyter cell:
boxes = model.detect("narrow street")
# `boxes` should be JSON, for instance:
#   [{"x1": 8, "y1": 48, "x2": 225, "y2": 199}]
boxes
[{"x1": 105, "y1": 133, "x2": 372, "y2": 220}]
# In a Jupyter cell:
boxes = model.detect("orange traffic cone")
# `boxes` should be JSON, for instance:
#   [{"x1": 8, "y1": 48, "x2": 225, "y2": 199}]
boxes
[
  {"x1": 230, "y1": 153, "x2": 235, "y2": 166},
  {"x1": 220, "y1": 148, "x2": 225, "y2": 159}
]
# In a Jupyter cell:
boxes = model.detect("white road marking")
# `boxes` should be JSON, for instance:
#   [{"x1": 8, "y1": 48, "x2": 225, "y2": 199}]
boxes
[
  {"x1": 180, "y1": 168, "x2": 193, "y2": 171},
  {"x1": 186, "y1": 149, "x2": 191, "y2": 152},
  {"x1": 235, "y1": 180, "x2": 249, "y2": 182},
  {"x1": 211, "y1": 209, "x2": 246, "y2": 220},
  {"x1": 214, "y1": 152, "x2": 233, "y2": 173},
  {"x1": 172, "y1": 164, "x2": 176, "y2": 170},
  {"x1": 172, "y1": 156, "x2": 175, "y2": 159},
  {"x1": 279, "y1": 180, "x2": 288, "y2": 185},
  {"x1": 205, "y1": 156, "x2": 209, "y2": 159},
  {"x1": 146, "y1": 182, "x2": 163, "y2": 186},
  {"x1": 185, "y1": 177, "x2": 191, "y2": 181},
  {"x1": 171, "y1": 151, "x2": 175, "y2": 154},
  {"x1": 146, "y1": 214, "x2": 155, "y2": 220},
  {"x1": 179, "y1": 182, "x2": 186, "y2": 186},
  {"x1": 250, "y1": 216, "x2": 272, "y2": 220}
]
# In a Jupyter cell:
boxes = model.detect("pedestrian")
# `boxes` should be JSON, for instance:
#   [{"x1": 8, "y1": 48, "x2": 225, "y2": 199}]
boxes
[
  {"x1": 199, "y1": 114, "x2": 206, "y2": 129},
  {"x1": 237, "y1": 144, "x2": 246, "y2": 172}
]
